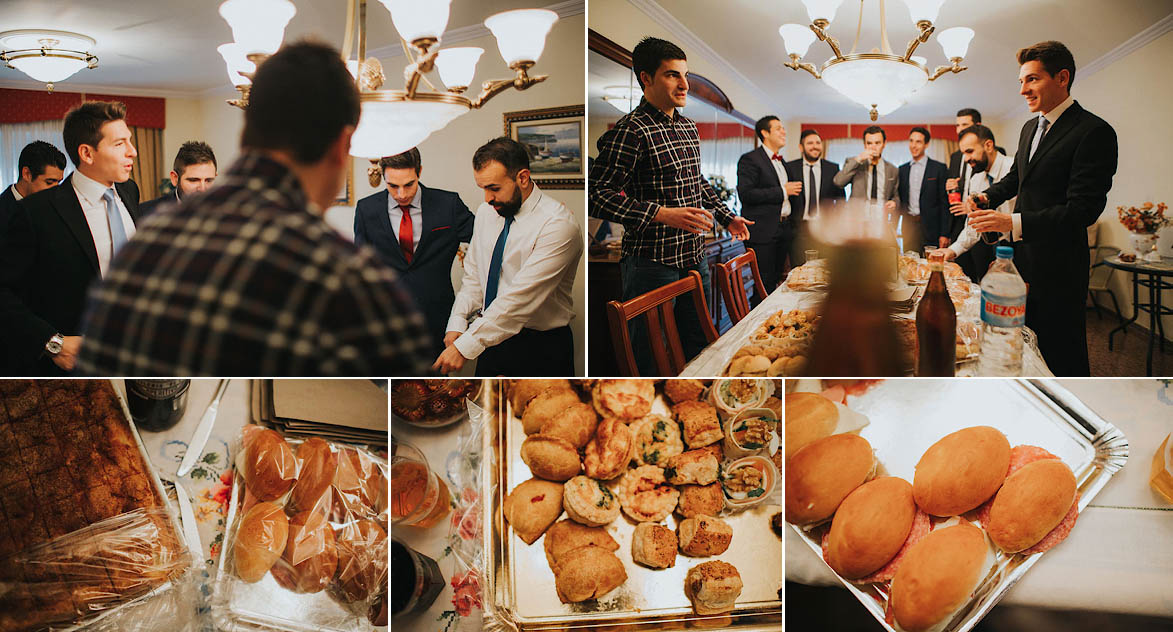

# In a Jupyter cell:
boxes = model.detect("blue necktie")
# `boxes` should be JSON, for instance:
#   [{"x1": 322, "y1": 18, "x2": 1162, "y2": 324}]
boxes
[
  {"x1": 102, "y1": 188, "x2": 128, "y2": 254},
  {"x1": 1028, "y1": 116, "x2": 1050, "y2": 161},
  {"x1": 483, "y1": 215, "x2": 514, "y2": 309}
]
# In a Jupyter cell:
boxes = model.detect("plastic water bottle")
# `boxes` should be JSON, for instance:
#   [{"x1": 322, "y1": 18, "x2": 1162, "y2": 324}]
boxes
[{"x1": 978, "y1": 246, "x2": 1026, "y2": 376}]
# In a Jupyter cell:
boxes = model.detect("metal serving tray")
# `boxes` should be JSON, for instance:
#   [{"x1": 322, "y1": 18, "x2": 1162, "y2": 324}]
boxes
[
  {"x1": 788, "y1": 378, "x2": 1129, "y2": 632},
  {"x1": 482, "y1": 380, "x2": 783, "y2": 631}
]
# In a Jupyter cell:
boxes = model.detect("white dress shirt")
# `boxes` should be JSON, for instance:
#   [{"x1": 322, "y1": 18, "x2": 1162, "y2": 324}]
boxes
[
  {"x1": 386, "y1": 186, "x2": 423, "y2": 250},
  {"x1": 802, "y1": 159, "x2": 821, "y2": 220},
  {"x1": 446, "y1": 185, "x2": 582, "y2": 360},
  {"x1": 761, "y1": 145, "x2": 792, "y2": 219},
  {"x1": 10, "y1": 184, "x2": 23, "y2": 201},
  {"x1": 907, "y1": 155, "x2": 926, "y2": 216},
  {"x1": 949, "y1": 151, "x2": 1016, "y2": 257},
  {"x1": 72, "y1": 169, "x2": 137, "y2": 276}
]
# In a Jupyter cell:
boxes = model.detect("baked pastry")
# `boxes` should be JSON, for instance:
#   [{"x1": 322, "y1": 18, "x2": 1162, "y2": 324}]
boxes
[
  {"x1": 234, "y1": 502, "x2": 289, "y2": 582},
  {"x1": 631, "y1": 522, "x2": 677, "y2": 568},
  {"x1": 522, "y1": 387, "x2": 584, "y2": 435},
  {"x1": 520, "y1": 434, "x2": 582, "y2": 481},
  {"x1": 674, "y1": 400, "x2": 722, "y2": 449},
  {"x1": 664, "y1": 448, "x2": 720, "y2": 486},
  {"x1": 785, "y1": 433, "x2": 875, "y2": 525},
  {"x1": 663, "y1": 379, "x2": 706, "y2": 404},
  {"x1": 272, "y1": 510, "x2": 339, "y2": 594},
  {"x1": 591, "y1": 379, "x2": 656, "y2": 420},
  {"x1": 503, "y1": 478, "x2": 564, "y2": 544},
  {"x1": 584, "y1": 417, "x2": 635, "y2": 480},
  {"x1": 330, "y1": 519, "x2": 387, "y2": 603},
  {"x1": 287, "y1": 437, "x2": 337, "y2": 516},
  {"x1": 539, "y1": 401, "x2": 598, "y2": 449},
  {"x1": 619, "y1": 465, "x2": 680, "y2": 523},
  {"x1": 543, "y1": 519, "x2": 619, "y2": 574},
  {"x1": 630, "y1": 414, "x2": 684, "y2": 466},
  {"x1": 509, "y1": 379, "x2": 574, "y2": 416},
  {"x1": 784, "y1": 392, "x2": 838, "y2": 459},
  {"x1": 727, "y1": 355, "x2": 769, "y2": 377},
  {"x1": 553, "y1": 545, "x2": 627, "y2": 603},
  {"x1": 913, "y1": 426, "x2": 1010, "y2": 516},
  {"x1": 240, "y1": 427, "x2": 297, "y2": 501},
  {"x1": 684, "y1": 560, "x2": 743, "y2": 615},
  {"x1": 676, "y1": 482, "x2": 725, "y2": 518},
  {"x1": 677, "y1": 515, "x2": 733, "y2": 556},
  {"x1": 563, "y1": 475, "x2": 621, "y2": 527}
]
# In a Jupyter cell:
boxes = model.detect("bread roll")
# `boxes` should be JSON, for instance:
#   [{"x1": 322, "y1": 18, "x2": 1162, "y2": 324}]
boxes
[
  {"x1": 728, "y1": 355, "x2": 769, "y2": 377},
  {"x1": 785, "y1": 433, "x2": 874, "y2": 525},
  {"x1": 563, "y1": 475, "x2": 620, "y2": 527},
  {"x1": 676, "y1": 482, "x2": 725, "y2": 518},
  {"x1": 826, "y1": 477, "x2": 916, "y2": 579},
  {"x1": 539, "y1": 401, "x2": 598, "y2": 448},
  {"x1": 677, "y1": 515, "x2": 732, "y2": 556},
  {"x1": 890, "y1": 523, "x2": 990, "y2": 632},
  {"x1": 986, "y1": 459, "x2": 1077, "y2": 553},
  {"x1": 674, "y1": 400, "x2": 722, "y2": 449},
  {"x1": 503, "y1": 478, "x2": 564, "y2": 544},
  {"x1": 240, "y1": 428, "x2": 296, "y2": 501},
  {"x1": 584, "y1": 418, "x2": 635, "y2": 480},
  {"x1": 554, "y1": 546, "x2": 627, "y2": 603},
  {"x1": 631, "y1": 522, "x2": 677, "y2": 568},
  {"x1": 913, "y1": 426, "x2": 1010, "y2": 516},
  {"x1": 234, "y1": 502, "x2": 289, "y2": 582},
  {"x1": 663, "y1": 379, "x2": 705, "y2": 404},
  {"x1": 332, "y1": 447, "x2": 386, "y2": 518},
  {"x1": 543, "y1": 519, "x2": 618, "y2": 574},
  {"x1": 684, "y1": 560, "x2": 743, "y2": 615},
  {"x1": 522, "y1": 388, "x2": 584, "y2": 435},
  {"x1": 330, "y1": 519, "x2": 387, "y2": 602},
  {"x1": 287, "y1": 438, "x2": 337, "y2": 516},
  {"x1": 272, "y1": 510, "x2": 338, "y2": 594},
  {"x1": 509, "y1": 379, "x2": 573, "y2": 416},
  {"x1": 784, "y1": 393, "x2": 838, "y2": 459},
  {"x1": 520, "y1": 434, "x2": 581, "y2": 481}
]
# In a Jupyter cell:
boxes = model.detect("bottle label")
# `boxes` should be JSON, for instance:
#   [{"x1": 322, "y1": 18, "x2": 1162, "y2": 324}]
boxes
[{"x1": 981, "y1": 290, "x2": 1026, "y2": 327}]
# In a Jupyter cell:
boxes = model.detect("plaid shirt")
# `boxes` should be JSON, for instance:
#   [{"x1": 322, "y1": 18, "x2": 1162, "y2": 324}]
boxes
[
  {"x1": 589, "y1": 98, "x2": 735, "y2": 268},
  {"x1": 77, "y1": 151, "x2": 434, "y2": 376}
]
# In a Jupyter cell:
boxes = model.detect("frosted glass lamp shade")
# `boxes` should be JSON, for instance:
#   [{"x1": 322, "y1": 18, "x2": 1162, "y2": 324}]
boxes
[
  {"x1": 10, "y1": 56, "x2": 86, "y2": 83},
  {"x1": 0, "y1": 30, "x2": 96, "y2": 83},
  {"x1": 938, "y1": 27, "x2": 974, "y2": 59},
  {"x1": 217, "y1": 43, "x2": 255, "y2": 86},
  {"x1": 822, "y1": 57, "x2": 927, "y2": 117},
  {"x1": 901, "y1": 0, "x2": 945, "y2": 24},
  {"x1": 778, "y1": 24, "x2": 817, "y2": 58},
  {"x1": 484, "y1": 9, "x2": 558, "y2": 66},
  {"x1": 602, "y1": 85, "x2": 638, "y2": 113},
  {"x1": 380, "y1": 0, "x2": 452, "y2": 44},
  {"x1": 436, "y1": 47, "x2": 483, "y2": 89},
  {"x1": 350, "y1": 99, "x2": 469, "y2": 158},
  {"x1": 218, "y1": 0, "x2": 296, "y2": 56},
  {"x1": 800, "y1": 0, "x2": 845, "y2": 23}
]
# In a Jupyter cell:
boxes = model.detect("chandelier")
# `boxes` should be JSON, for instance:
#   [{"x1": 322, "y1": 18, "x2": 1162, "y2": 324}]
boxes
[
  {"x1": 217, "y1": 0, "x2": 557, "y2": 179},
  {"x1": 0, "y1": 29, "x2": 98, "y2": 92},
  {"x1": 778, "y1": 0, "x2": 973, "y2": 121},
  {"x1": 601, "y1": 85, "x2": 637, "y2": 113}
]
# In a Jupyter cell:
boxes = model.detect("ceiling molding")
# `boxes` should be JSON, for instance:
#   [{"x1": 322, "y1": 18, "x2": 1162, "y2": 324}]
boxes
[
  {"x1": 0, "y1": 79, "x2": 204, "y2": 100},
  {"x1": 367, "y1": 0, "x2": 584, "y2": 60},
  {"x1": 625, "y1": 0, "x2": 775, "y2": 115},
  {"x1": 997, "y1": 11, "x2": 1173, "y2": 122}
]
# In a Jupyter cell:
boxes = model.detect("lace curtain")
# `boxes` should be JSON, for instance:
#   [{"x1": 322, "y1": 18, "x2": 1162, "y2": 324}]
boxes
[{"x1": 0, "y1": 120, "x2": 68, "y2": 187}]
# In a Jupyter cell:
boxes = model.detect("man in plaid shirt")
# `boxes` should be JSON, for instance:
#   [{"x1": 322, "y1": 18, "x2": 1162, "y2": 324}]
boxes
[
  {"x1": 78, "y1": 41, "x2": 433, "y2": 376},
  {"x1": 589, "y1": 37, "x2": 753, "y2": 375}
]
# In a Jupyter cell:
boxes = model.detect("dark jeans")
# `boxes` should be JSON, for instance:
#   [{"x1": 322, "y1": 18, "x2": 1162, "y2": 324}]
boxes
[
  {"x1": 620, "y1": 256, "x2": 711, "y2": 376},
  {"x1": 476, "y1": 325, "x2": 574, "y2": 376}
]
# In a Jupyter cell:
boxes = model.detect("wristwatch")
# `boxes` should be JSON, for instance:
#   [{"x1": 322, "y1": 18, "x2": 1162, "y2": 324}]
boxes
[{"x1": 45, "y1": 333, "x2": 65, "y2": 356}]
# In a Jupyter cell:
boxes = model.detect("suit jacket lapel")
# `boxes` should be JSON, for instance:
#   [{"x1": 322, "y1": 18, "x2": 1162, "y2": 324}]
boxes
[
  {"x1": 54, "y1": 175, "x2": 100, "y2": 274},
  {"x1": 1026, "y1": 101, "x2": 1081, "y2": 173},
  {"x1": 414, "y1": 185, "x2": 439, "y2": 259}
]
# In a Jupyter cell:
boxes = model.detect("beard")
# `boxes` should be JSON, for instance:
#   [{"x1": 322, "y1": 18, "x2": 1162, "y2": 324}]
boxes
[
  {"x1": 491, "y1": 188, "x2": 523, "y2": 218},
  {"x1": 968, "y1": 154, "x2": 990, "y2": 173},
  {"x1": 803, "y1": 149, "x2": 821, "y2": 162}
]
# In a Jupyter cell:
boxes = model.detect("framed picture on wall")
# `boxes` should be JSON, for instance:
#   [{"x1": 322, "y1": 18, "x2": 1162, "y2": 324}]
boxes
[
  {"x1": 503, "y1": 105, "x2": 585, "y2": 189},
  {"x1": 335, "y1": 160, "x2": 355, "y2": 206}
]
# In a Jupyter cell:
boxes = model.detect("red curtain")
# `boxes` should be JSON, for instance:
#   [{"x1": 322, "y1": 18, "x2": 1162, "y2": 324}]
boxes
[{"x1": 0, "y1": 88, "x2": 165, "y2": 128}]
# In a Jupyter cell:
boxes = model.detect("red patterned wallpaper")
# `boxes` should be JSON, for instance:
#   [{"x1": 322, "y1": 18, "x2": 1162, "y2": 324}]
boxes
[{"x1": 0, "y1": 88, "x2": 166, "y2": 128}]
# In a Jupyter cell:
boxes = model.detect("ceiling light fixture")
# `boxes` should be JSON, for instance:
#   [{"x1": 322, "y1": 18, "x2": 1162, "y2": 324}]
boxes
[
  {"x1": 601, "y1": 85, "x2": 637, "y2": 114},
  {"x1": 778, "y1": 0, "x2": 973, "y2": 120},
  {"x1": 0, "y1": 29, "x2": 98, "y2": 92}
]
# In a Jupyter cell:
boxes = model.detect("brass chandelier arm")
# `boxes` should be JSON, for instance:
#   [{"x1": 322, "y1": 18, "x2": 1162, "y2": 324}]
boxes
[
  {"x1": 403, "y1": 42, "x2": 440, "y2": 98},
  {"x1": 810, "y1": 23, "x2": 844, "y2": 60},
  {"x1": 902, "y1": 21, "x2": 935, "y2": 61},
  {"x1": 784, "y1": 54, "x2": 821, "y2": 79},
  {"x1": 470, "y1": 63, "x2": 547, "y2": 109},
  {"x1": 927, "y1": 59, "x2": 966, "y2": 81}
]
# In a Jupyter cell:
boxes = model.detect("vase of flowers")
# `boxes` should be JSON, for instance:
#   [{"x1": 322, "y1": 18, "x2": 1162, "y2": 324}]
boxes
[{"x1": 1118, "y1": 202, "x2": 1168, "y2": 261}]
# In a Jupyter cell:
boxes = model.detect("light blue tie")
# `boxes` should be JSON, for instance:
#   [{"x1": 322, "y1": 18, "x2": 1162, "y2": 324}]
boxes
[
  {"x1": 483, "y1": 215, "x2": 514, "y2": 309},
  {"x1": 102, "y1": 188, "x2": 128, "y2": 254},
  {"x1": 1028, "y1": 116, "x2": 1050, "y2": 161}
]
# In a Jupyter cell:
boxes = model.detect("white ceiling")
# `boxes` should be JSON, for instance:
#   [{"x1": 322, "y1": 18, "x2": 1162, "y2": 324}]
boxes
[
  {"x1": 0, "y1": 0, "x2": 583, "y2": 97},
  {"x1": 595, "y1": 0, "x2": 1172, "y2": 124}
]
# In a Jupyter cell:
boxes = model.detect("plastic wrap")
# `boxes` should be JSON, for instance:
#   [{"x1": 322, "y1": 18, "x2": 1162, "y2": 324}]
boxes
[{"x1": 215, "y1": 427, "x2": 387, "y2": 631}]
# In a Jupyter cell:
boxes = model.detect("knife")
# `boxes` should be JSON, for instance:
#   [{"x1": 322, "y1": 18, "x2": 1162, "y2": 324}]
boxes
[
  {"x1": 177, "y1": 379, "x2": 230, "y2": 477},
  {"x1": 159, "y1": 470, "x2": 203, "y2": 563}
]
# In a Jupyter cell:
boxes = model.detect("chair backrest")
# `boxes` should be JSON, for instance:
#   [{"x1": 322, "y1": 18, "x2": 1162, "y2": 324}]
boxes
[
  {"x1": 606, "y1": 271, "x2": 718, "y2": 376},
  {"x1": 716, "y1": 249, "x2": 768, "y2": 325}
]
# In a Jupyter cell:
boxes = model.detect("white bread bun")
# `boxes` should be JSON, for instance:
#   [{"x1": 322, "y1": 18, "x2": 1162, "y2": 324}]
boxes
[
  {"x1": 784, "y1": 393, "x2": 838, "y2": 460},
  {"x1": 913, "y1": 426, "x2": 1010, "y2": 516},
  {"x1": 890, "y1": 523, "x2": 990, "y2": 632},
  {"x1": 234, "y1": 502, "x2": 289, "y2": 582},
  {"x1": 785, "y1": 433, "x2": 875, "y2": 525},
  {"x1": 826, "y1": 477, "x2": 916, "y2": 579},
  {"x1": 986, "y1": 459, "x2": 1077, "y2": 553}
]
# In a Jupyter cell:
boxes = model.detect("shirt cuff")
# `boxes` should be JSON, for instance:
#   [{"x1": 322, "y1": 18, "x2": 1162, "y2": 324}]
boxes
[
  {"x1": 948, "y1": 242, "x2": 964, "y2": 257},
  {"x1": 446, "y1": 314, "x2": 470, "y2": 335},
  {"x1": 1011, "y1": 213, "x2": 1023, "y2": 241},
  {"x1": 453, "y1": 329, "x2": 485, "y2": 360}
]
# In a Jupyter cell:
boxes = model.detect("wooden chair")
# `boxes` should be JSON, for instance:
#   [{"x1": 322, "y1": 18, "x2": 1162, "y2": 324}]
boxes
[
  {"x1": 715, "y1": 249, "x2": 769, "y2": 325},
  {"x1": 606, "y1": 271, "x2": 719, "y2": 376}
]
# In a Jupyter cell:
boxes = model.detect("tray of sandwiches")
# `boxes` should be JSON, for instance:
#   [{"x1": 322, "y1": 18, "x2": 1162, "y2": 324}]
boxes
[
  {"x1": 483, "y1": 379, "x2": 783, "y2": 631},
  {"x1": 783, "y1": 259, "x2": 830, "y2": 291},
  {"x1": 784, "y1": 379, "x2": 1128, "y2": 632},
  {"x1": 0, "y1": 379, "x2": 194, "y2": 632}
]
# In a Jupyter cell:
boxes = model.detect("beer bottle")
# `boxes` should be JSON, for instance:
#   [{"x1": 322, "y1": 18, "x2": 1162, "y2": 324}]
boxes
[{"x1": 915, "y1": 250, "x2": 956, "y2": 376}]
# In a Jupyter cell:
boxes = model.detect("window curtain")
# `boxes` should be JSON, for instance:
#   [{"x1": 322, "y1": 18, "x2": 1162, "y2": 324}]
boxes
[
  {"x1": 0, "y1": 120, "x2": 69, "y2": 187},
  {"x1": 700, "y1": 136, "x2": 753, "y2": 214},
  {"x1": 129, "y1": 126, "x2": 164, "y2": 203}
]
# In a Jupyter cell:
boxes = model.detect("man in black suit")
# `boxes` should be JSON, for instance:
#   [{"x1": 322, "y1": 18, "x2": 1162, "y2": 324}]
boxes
[
  {"x1": 736, "y1": 115, "x2": 800, "y2": 291},
  {"x1": 971, "y1": 40, "x2": 1118, "y2": 376},
  {"x1": 1, "y1": 141, "x2": 67, "y2": 228},
  {"x1": 784, "y1": 129, "x2": 843, "y2": 267},
  {"x1": 354, "y1": 147, "x2": 473, "y2": 358},
  {"x1": 0, "y1": 101, "x2": 141, "y2": 375},
  {"x1": 139, "y1": 141, "x2": 217, "y2": 218},
  {"x1": 897, "y1": 126, "x2": 948, "y2": 251}
]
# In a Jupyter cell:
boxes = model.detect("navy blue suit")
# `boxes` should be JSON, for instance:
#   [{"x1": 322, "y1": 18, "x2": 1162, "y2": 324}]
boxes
[
  {"x1": 139, "y1": 191, "x2": 180, "y2": 219},
  {"x1": 898, "y1": 157, "x2": 948, "y2": 249},
  {"x1": 354, "y1": 185, "x2": 473, "y2": 357}
]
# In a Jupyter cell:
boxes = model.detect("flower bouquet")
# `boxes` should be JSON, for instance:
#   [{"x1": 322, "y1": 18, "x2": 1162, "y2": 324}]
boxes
[{"x1": 1118, "y1": 202, "x2": 1168, "y2": 261}]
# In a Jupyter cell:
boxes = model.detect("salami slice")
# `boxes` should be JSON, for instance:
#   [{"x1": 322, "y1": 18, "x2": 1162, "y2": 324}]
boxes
[
  {"x1": 856, "y1": 509, "x2": 932, "y2": 584},
  {"x1": 1021, "y1": 492, "x2": 1080, "y2": 555},
  {"x1": 977, "y1": 444, "x2": 1060, "y2": 528}
]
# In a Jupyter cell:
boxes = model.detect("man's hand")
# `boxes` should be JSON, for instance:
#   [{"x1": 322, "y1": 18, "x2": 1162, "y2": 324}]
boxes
[
  {"x1": 654, "y1": 206, "x2": 713, "y2": 234},
  {"x1": 855, "y1": 149, "x2": 874, "y2": 163},
  {"x1": 940, "y1": 248, "x2": 958, "y2": 261},
  {"x1": 945, "y1": 177, "x2": 959, "y2": 191},
  {"x1": 784, "y1": 181, "x2": 803, "y2": 196},
  {"x1": 726, "y1": 216, "x2": 754, "y2": 241},
  {"x1": 443, "y1": 331, "x2": 462, "y2": 347},
  {"x1": 432, "y1": 345, "x2": 467, "y2": 374},
  {"x1": 968, "y1": 209, "x2": 1013, "y2": 234},
  {"x1": 949, "y1": 197, "x2": 974, "y2": 216},
  {"x1": 51, "y1": 335, "x2": 82, "y2": 371},
  {"x1": 883, "y1": 200, "x2": 896, "y2": 213},
  {"x1": 938, "y1": 236, "x2": 951, "y2": 248}
]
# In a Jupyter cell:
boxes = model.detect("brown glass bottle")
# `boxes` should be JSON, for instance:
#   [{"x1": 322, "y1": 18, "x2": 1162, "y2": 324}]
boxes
[
  {"x1": 805, "y1": 240, "x2": 906, "y2": 376},
  {"x1": 915, "y1": 251, "x2": 956, "y2": 376},
  {"x1": 126, "y1": 379, "x2": 190, "y2": 431}
]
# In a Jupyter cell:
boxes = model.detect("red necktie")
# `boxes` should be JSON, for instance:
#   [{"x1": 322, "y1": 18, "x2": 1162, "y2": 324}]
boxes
[
  {"x1": 398, "y1": 204, "x2": 414, "y2": 264},
  {"x1": 771, "y1": 153, "x2": 783, "y2": 162}
]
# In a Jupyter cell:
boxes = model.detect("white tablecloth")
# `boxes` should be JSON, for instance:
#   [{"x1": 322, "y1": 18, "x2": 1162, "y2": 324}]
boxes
[{"x1": 785, "y1": 379, "x2": 1173, "y2": 617}]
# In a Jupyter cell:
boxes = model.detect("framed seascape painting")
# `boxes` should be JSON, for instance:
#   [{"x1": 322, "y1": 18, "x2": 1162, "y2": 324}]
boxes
[{"x1": 503, "y1": 105, "x2": 585, "y2": 189}]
